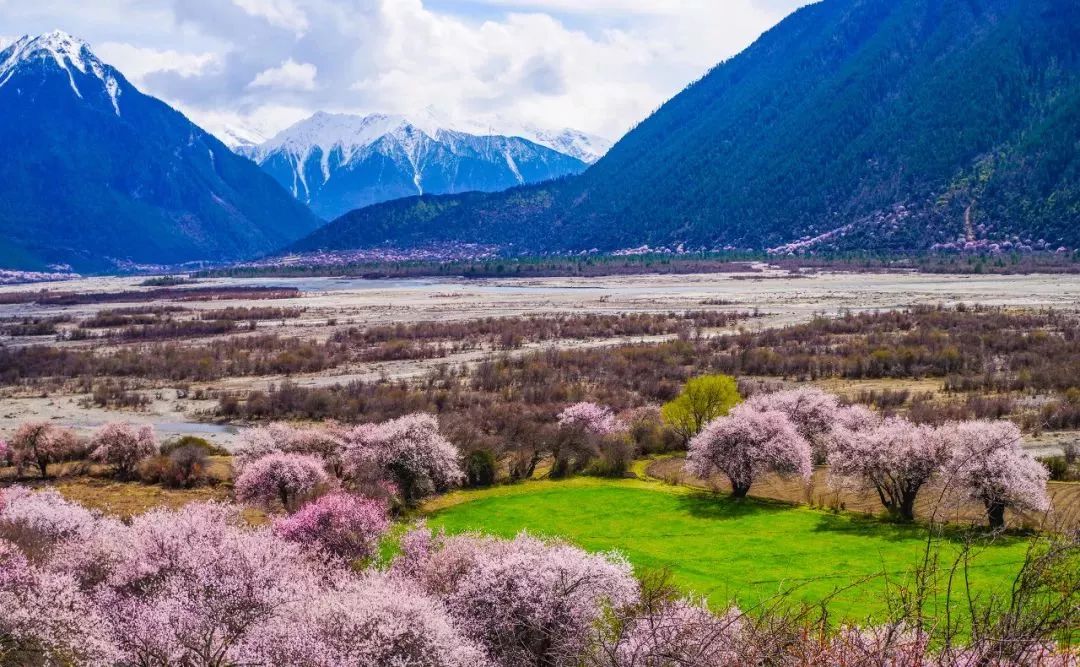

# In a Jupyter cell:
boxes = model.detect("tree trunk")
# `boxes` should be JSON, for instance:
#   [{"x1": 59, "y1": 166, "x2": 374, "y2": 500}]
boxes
[
  {"x1": 986, "y1": 501, "x2": 1006, "y2": 529},
  {"x1": 899, "y1": 492, "x2": 917, "y2": 522},
  {"x1": 731, "y1": 483, "x2": 750, "y2": 499}
]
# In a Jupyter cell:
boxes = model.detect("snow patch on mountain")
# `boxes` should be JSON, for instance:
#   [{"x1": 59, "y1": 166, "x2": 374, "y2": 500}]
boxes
[{"x1": 0, "y1": 31, "x2": 122, "y2": 115}]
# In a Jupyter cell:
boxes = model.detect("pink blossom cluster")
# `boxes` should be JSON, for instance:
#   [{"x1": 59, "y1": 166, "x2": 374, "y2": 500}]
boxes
[
  {"x1": 396, "y1": 524, "x2": 639, "y2": 667},
  {"x1": 7, "y1": 421, "x2": 79, "y2": 478},
  {"x1": 0, "y1": 488, "x2": 1076, "y2": 666},
  {"x1": 828, "y1": 416, "x2": 949, "y2": 521},
  {"x1": 687, "y1": 403, "x2": 813, "y2": 497},
  {"x1": 234, "y1": 451, "x2": 332, "y2": 512},
  {"x1": 234, "y1": 421, "x2": 346, "y2": 475},
  {"x1": 89, "y1": 422, "x2": 158, "y2": 479},
  {"x1": 939, "y1": 420, "x2": 1051, "y2": 527},
  {"x1": 558, "y1": 402, "x2": 626, "y2": 436},
  {"x1": 341, "y1": 413, "x2": 465, "y2": 504},
  {"x1": 234, "y1": 413, "x2": 464, "y2": 505},
  {"x1": 272, "y1": 491, "x2": 390, "y2": 563},
  {"x1": 606, "y1": 598, "x2": 746, "y2": 666},
  {"x1": 0, "y1": 439, "x2": 9, "y2": 466}
]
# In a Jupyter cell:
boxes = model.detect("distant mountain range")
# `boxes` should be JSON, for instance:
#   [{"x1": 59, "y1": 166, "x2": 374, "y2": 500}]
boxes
[
  {"x1": 232, "y1": 110, "x2": 609, "y2": 220},
  {"x1": 0, "y1": 32, "x2": 321, "y2": 272},
  {"x1": 291, "y1": 0, "x2": 1080, "y2": 257}
]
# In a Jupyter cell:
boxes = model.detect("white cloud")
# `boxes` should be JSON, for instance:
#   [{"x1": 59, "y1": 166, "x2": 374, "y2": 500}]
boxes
[
  {"x1": 248, "y1": 59, "x2": 317, "y2": 91},
  {"x1": 231, "y1": 0, "x2": 308, "y2": 35},
  {"x1": 94, "y1": 43, "x2": 219, "y2": 85},
  {"x1": 0, "y1": 0, "x2": 810, "y2": 141}
]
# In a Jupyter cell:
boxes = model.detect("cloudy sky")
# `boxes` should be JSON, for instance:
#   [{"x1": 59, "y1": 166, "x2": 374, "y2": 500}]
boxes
[{"x1": 0, "y1": 0, "x2": 811, "y2": 142}]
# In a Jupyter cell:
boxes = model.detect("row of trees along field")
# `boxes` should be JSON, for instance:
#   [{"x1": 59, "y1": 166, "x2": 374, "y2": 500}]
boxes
[{"x1": 0, "y1": 381, "x2": 1076, "y2": 665}]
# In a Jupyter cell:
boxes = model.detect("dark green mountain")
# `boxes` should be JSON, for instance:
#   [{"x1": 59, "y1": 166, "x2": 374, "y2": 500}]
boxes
[
  {"x1": 0, "y1": 32, "x2": 321, "y2": 272},
  {"x1": 291, "y1": 0, "x2": 1080, "y2": 256}
]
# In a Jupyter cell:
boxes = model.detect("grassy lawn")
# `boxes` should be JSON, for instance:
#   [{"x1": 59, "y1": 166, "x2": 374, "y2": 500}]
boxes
[{"x1": 425, "y1": 477, "x2": 1033, "y2": 621}]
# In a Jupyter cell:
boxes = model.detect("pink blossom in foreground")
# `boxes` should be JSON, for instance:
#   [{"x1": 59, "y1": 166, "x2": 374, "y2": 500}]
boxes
[
  {"x1": 233, "y1": 573, "x2": 491, "y2": 667},
  {"x1": 687, "y1": 404, "x2": 813, "y2": 498},
  {"x1": 398, "y1": 526, "x2": 638, "y2": 667},
  {"x1": 607, "y1": 599, "x2": 745, "y2": 667},
  {"x1": 96, "y1": 502, "x2": 324, "y2": 665},
  {"x1": 343, "y1": 413, "x2": 464, "y2": 504},
  {"x1": 8, "y1": 421, "x2": 79, "y2": 479},
  {"x1": 272, "y1": 491, "x2": 390, "y2": 563},
  {"x1": 745, "y1": 387, "x2": 842, "y2": 461},
  {"x1": 939, "y1": 420, "x2": 1051, "y2": 529},
  {"x1": 828, "y1": 417, "x2": 948, "y2": 521},
  {"x1": 235, "y1": 451, "x2": 332, "y2": 512},
  {"x1": 0, "y1": 539, "x2": 117, "y2": 666},
  {"x1": 0, "y1": 486, "x2": 99, "y2": 561},
  {"x1": 559, "y1": 402, "x2": 625, "y2": 436},
  {"x1": 811, "y1": 625, "x2": 932, "y2": 666},
  {"x1": 89, "y1": 422, "x2": 158, "y2": 479}
]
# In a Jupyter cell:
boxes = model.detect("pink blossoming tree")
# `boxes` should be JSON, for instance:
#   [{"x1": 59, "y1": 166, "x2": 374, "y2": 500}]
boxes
[
  {"x1": 686, "y1": 404, "x2": 813, "y2": 498},
  {"x1": 90, "y1": 422, "x2": 158, "y2": 480},
  {"x1": 828, "y1": 417, "x2": 948, "y2": 521},
  {"x1": 343, "y1": 414, "x2": 464, "y2": 504},
  {"x1": 939, "y1": 421, "x2": 1051, "y2": 529},
  {"x1": 745, "y1": 387, "x2": 845, "y2": 463},
  {"x1": 8, "y1": 422, "x2": 79, "y2": 479},
  {"x1": 234, "y1": 422, "x2": 347, "y2": 476},
  {"x1": 272, "y1": 491, "x2": 390, "y2": 563},
  {"x1": 0, "y1": 539, "x2": 116, "y2": 666},
  {"x1": 235, "y1": 452, "x2": 332, "y2": 513},
  {"x1": 397, "y1": 526, "x2": 639, "y2": 667},
  {"x1": 558, "y1": 402, "x2": 625, "y2": 436},
  {"x1": 232, "y1": 573, "x2": 491, "y2": 667},
  {"x1": 0, "y1": 439, "x2": 9, "y2": 467}
]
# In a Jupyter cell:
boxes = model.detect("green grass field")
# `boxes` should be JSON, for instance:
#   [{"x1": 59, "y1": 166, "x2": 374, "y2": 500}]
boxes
[{"x1": 425, "y1": 477, "x2": 1033, "y2": 621}]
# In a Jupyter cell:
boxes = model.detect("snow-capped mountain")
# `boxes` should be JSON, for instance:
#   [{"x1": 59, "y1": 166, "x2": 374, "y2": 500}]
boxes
[
  {"x1": 0, "y1": 31, "x2": 320, "y2": 271},
  {"x1": 235, "y1": 111, "x2": 601, "y2": 220}
]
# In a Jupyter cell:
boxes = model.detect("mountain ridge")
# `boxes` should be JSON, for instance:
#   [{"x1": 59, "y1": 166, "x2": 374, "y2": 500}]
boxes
[
  {"x1": 289, "y1": 0, "x2": 1080, "y2": 257},
  {"x1": 0, "y1": 31, "x2": 321, "y2": 272},
  {"x1": 236, "y1": 110, "x2": 608, "y2": 220}
]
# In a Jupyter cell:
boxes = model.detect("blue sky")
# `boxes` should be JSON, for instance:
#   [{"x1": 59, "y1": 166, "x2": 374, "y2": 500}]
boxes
[{"x1": 0, "y1": 0, "x2": 811, "y2": 141}]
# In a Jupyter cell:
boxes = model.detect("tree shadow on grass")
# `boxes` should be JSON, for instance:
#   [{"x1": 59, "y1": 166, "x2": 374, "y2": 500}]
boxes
[
  {"x1": 674, "y1": 491, "x2": 792, "y2": 521},
  {"x1": 809, "y1": 511, "x2": 1025, "y2": 548}
]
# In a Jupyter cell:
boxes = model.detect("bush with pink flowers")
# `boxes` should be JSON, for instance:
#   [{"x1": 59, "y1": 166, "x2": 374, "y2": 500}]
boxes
[
  {"x1": 235, "y1": 452, "x2": 332, "y2": 512},
  {"x1": 272, "y1": 491, "x2": 389, "y2": 563},
  {"x1": 90, "y1": 422, "x2": 158, "y2": 480}
]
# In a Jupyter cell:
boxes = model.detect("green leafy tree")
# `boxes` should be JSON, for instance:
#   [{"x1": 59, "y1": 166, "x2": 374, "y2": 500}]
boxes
[{"x1": 661, "y1": 375, "x2": 741, "y2": 446}]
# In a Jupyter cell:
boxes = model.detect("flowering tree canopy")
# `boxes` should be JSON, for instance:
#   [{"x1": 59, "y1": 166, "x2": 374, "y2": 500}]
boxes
[
  {"x1": 687, "y1": 404, "x2": 813, "y2": 498},
  {"x1": 558, "y1": 402, "x2": 625, "y2": 436},
  {"x1": 90, "y1": 422, "x2": 158, "y2": 480},
  {"x1": 233, "y1": 573, "x2": 490, "y2": 667},
  {"x1": 939, "y1": 420, "x2": 1051, "y2": 528},
  {"x1": 0, "y1": 486, "x2": 100, "y2": 562},
  {"x1": 828, "y1": 417, "x2": 947, "y2": 521},
  {"x1": 603, "y1": 599, "x2": 745, "y2": 667},
  {"x1": 0, "y1": 539, "x2": 116, "y2": 666},
  {"x1": 235, "y1": 452, "x2": 331, "y2": 513},
  {"x1": 746, "y1": 387, "x2": 845, "y2": 463},
  {"x1": 234, "y1": 422, "x2": 346, "y2": 476},
  {"x1": 0, "y1": 440, "x2": 9, "y2": 466},
  {"x1": 398, "y1": 526, "x2": 639, "y2": 667},
  {"x1": 343, "y1": 413, "x2": 464, "y2": 504},
  {"x1": 8, "y1": 422, "x2": 79, "y2": 479},
  {"x1": 272, "y1": 491, "x2": 389, "y2": 563}
]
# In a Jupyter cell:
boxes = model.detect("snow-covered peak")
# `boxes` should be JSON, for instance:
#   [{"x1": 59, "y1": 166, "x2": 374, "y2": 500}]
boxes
[
  {"x1": 241, "y1": 108, "x2": 612, "y2": 164},
  {"x1": 512, "y1": 126, "x2": 614, "y2": 165},
  {"x1": 0, "y1": 30, "x2": 122, "y2": 115}
]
